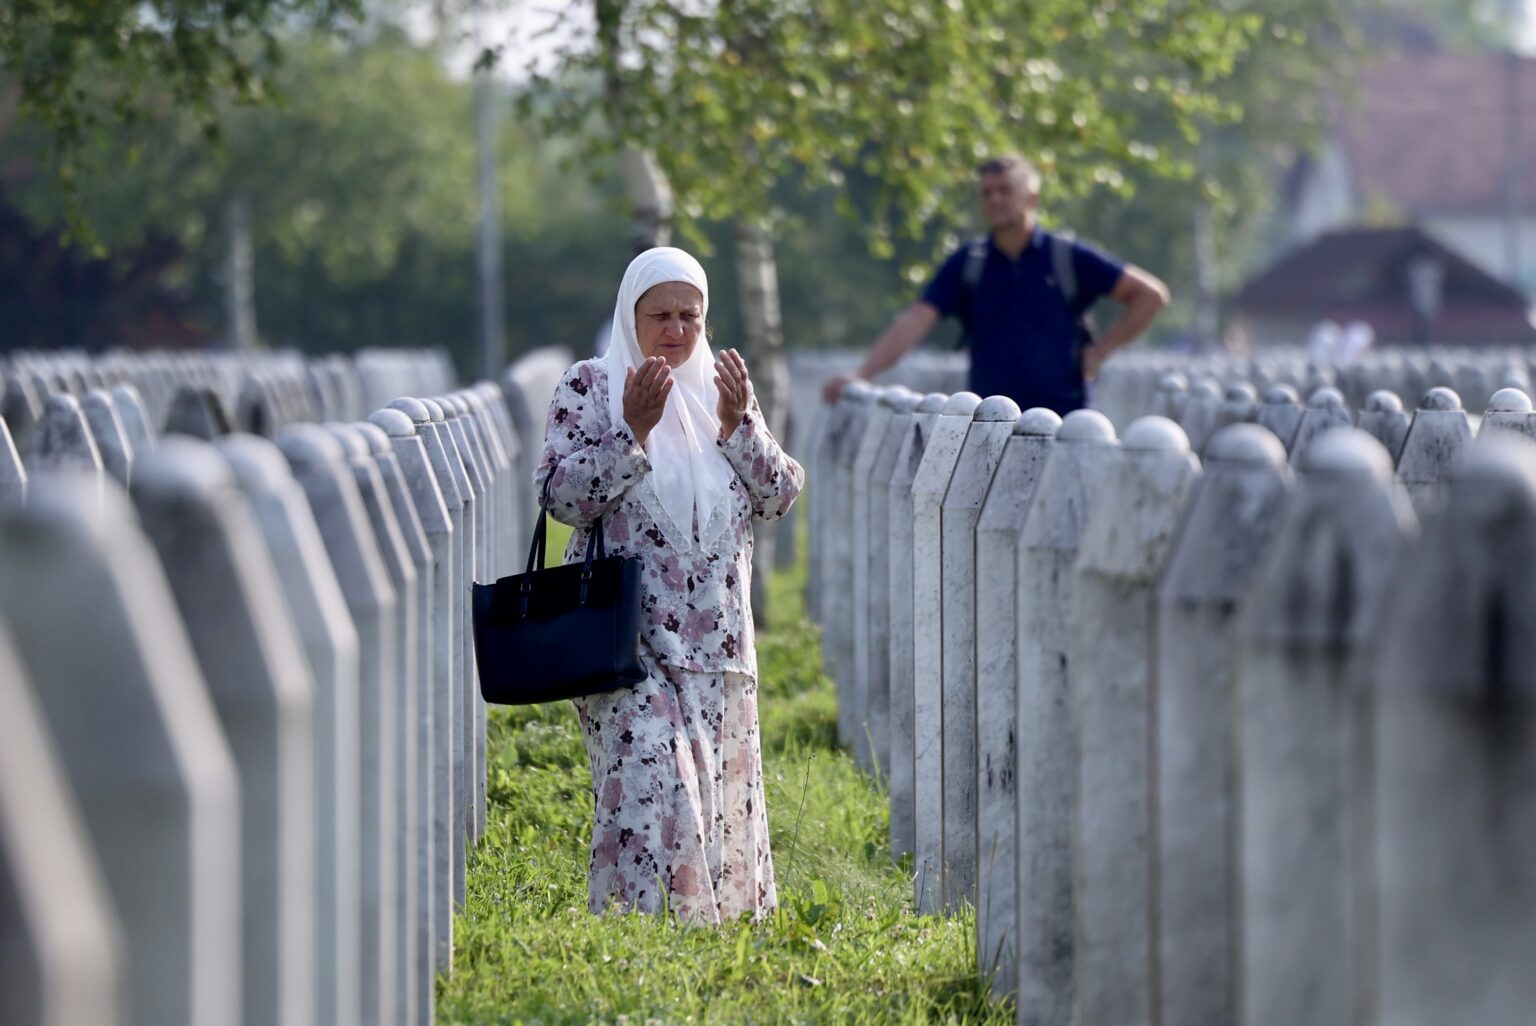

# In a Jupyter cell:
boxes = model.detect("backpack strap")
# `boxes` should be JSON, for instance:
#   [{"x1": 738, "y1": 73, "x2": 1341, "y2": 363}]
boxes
[{"x1": 1049, "y1": 230, "x2": 1078, "y2": 309}]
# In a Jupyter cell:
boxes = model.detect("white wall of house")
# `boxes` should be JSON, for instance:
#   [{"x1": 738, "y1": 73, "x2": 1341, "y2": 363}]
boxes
[
  {"x1": 1421, "y1": 214, "x2": 1536, "y2": 293},
  {"x1": 1285, "y1": 139, "x2": 1355, "y2": 249}
]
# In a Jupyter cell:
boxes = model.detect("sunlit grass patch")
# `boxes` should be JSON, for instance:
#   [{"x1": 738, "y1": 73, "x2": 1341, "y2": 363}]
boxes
[{"x1": 438, "y1": 524, "x2": 1010, "y2": 1026}]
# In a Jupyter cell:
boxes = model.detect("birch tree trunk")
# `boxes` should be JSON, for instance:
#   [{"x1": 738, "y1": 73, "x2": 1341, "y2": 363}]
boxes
[{"x1": 735, "y1": 218, "x2": 789, "y2": 625}]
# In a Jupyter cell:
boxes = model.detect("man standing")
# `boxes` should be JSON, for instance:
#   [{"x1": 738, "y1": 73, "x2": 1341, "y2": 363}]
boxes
[{"x1": 823, "y1": 154, "x2": 1169, "y2": 413}]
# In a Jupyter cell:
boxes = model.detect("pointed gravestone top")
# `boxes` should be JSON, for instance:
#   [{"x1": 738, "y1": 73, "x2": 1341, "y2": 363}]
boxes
[
  {"x1": 31, "y1": 393, "x2": 103, "y2": 475},
  {"x1": 164, "y1": 386, "x2": 235, "y2": 441}
]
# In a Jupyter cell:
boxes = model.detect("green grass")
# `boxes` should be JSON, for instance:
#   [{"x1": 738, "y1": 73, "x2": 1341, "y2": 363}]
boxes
[{"x1": 438, "y1": 535, "x2": 1012, "y2": 1026}]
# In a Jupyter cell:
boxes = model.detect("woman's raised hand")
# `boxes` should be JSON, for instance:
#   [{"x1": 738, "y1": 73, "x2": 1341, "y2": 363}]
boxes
[
  {"x1": 624, "y1": 356, "x2": 673, "y2": 447},
  {"x1": 714, "y1": 348, "x2": 752, "y2": 438}
]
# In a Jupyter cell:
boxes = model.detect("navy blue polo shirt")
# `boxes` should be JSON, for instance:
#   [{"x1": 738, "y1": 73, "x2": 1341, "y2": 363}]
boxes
[{"x1": 921, "y1": 228, "x2": 1124, "y2": 414}]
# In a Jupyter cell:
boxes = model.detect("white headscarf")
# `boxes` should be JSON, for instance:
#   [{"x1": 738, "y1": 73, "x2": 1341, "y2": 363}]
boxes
[{"x1": 603, "y1": 247, "x2": 737, "y2": 550}]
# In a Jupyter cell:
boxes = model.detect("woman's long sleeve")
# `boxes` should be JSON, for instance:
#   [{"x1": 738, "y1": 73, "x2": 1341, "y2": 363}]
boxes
[
  {"x1": 536, "y1": 365, "x2": 651, "y2": 529},
  {"x1": 716, "y1": 397, "x2": 804, "y2": 522}
]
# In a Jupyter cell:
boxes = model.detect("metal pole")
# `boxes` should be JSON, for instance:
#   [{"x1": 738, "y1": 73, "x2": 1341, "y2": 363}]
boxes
[{"x1": 474, "y1": 2, "x2": 506, "y2": 382}]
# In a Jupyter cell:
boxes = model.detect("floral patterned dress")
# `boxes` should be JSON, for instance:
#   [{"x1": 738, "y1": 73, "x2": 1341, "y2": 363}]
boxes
[{"x1": 536, "y1": 358, "x2": 804, "y2": 924}]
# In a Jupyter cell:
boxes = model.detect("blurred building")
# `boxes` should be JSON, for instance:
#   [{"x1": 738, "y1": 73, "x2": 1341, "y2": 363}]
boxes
[
  {"x1": 1229, "y1": 225, "x2": 1536, "y2": 350},
  {"x1": 1281, "y1": 49, "x2": 1536, "y2": 294}
]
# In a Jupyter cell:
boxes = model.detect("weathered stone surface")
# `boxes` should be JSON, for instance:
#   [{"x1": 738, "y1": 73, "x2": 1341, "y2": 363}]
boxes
[
  {"x1": 1479, "y1": 386, "x2": 1536, "y2": 442},
  {"x1": 1014, "y1": 410, "x2": 1118, "y2": 1026},
  {"x1": 1356, "y1": 390, "x2": 1410, "y2": 464},
  {"x1": 1396, "y1": 387, "x2": 1473, "y2": 516},
  {"x1": 911, "y1": 390, "x2": 981, "y2": 912},
  {"x1": 280, "y1": 424, "x2": 401, "y2": 1026},
  {"x1": 0, "y1": 418, "x2": 26, "y2": 505},
  {"x1": 371, "y1": 406, "x2": 457, "y2": 976},
  {"x1": 0, "y1": 624, "x2": 123, "y2": 1026},
  {"x1": 1072, "y1": 416, "x2": 1200, "y2": 1026},
  {"x1": 828, "y1": 383, "x2": 878, "y2": 749},
  {"x1": 886, "y1": 392, "x2": 946, "y2": 861},
  {"x1": 217, "y1": 433, "x2": 363, "y2": 1026},
  {"x1": 30, "y1": 394, "x2": 104, "y2": 488},
  {"x1": 1151, "y1": 372, "x2": 1189, "y2": 422},
  {"x1": 1255, "y1": 385, "x2": 1305, "y2": 452},
  {"x1": 329, "y1": 422, "x2": 420, "y2": 1026},
  {"x1": 393, "y1": 396, "x2": 471, "y2": 912},
  {"x1": 865, "y1": 391, "x2": 921, "y2": 777},
  {"x1": 1372, "y1": 437, "x2": 1536, "y2": 1026},
  {"x1": 0, "y1": 475, "x2": 240, "y2": 1026},
  {"x1": 1288, "y1": 386, "x2": 1353, "y2": 467},
  {"x1": 356, "y1": 418, "x2": 438, "y2": 1026},
  {"x1": 131, "y1": 437, "x2": 319, "y2": 1026},
  {"x1": 1155, "y1": 424, "x2": 1290, "y2": 1026},
  {"x1": 1239, "y1": 429, "x2": 1416, "y2": 1026},
  {"x1": 82, "y1": 390, "x2": 135, "y2": 485},
  {"x1": 974, "y1": 407, "x2": 1060, "y2": 997},
  {"x1": 1213, "y1": 381, "x2": 1259, "y2": 434},
  {"x1": 1177, "y1": 379, "x2": 1222, "y2": 453},
  {"x1": 164, "y1": 386, "x2": 235, "y2": 441},
  {"x1": 939, "y1": 395, "x2": 1019, "y2": 911}
]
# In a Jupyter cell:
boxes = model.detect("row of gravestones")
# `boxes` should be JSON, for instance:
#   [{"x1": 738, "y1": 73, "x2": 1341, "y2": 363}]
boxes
[
  {"x1": 3, "y1": 348, "x2": 459, "y2": 454},
  {"x1": 0, "y1": 347, "x2": 568, "y2": 1026},
  {"x1": 809, "y1": 377, "x2": 1534, "y2": 1026},
  {"x1": 1091, "y1": 343, "x2": 1536, "y2": 434}
]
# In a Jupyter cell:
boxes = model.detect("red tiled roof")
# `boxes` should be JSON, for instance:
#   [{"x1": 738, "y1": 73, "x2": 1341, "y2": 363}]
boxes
[{"x1": 1341, "y1": 51, "x2": 1536, "y2": 215}]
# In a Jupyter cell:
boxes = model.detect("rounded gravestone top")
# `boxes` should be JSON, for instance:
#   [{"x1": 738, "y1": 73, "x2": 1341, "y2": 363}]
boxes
[
  {"x1": 1419, "y1": 386, "x2": 1462, "y2": 412},
  {"x1": 1224, "y1": 382, "x2": 1258, "y2": 403},
  {"x1": 1123, "y1": 415, "x2": 1190, "y2": 454},
  {"x1": 424, "y1": 398, "x2": 449, "y2": 422},
  {"x1": 878, "y1": 386, "x2": 915, "y2": 410},
  {"x1": 1486, "y1": 387, "x2": 1533, "y2": 414},
  {"x1": 975, "y1": 396, "x2": 1022, "y2": 422},
  {"x1": 326, "y1": 423, "x2": 372, "y2": 460},
  {"x1": 1015, "y1": 407, "x2": 1063, "y2": 436},
  {"x1": 1190, "y1": 379, "x2": 1222, "y2": 400},
  {"x1": 277, "y1": 423, "x2": 347, "y2": 465},
  {"x1": 1299, "y1": 427, "x2": 1393, "y2": 479},
  {"x1": 354, "y1": 421, "x2": 394, "y2": 457},
  {"x1": 216, "y1": 434, "x2": 292, "y2": 495},
  {"x1": 441, "y1": 394, "x2": 469, "y2": 415},
  {"x1": 1205, "y1": 423, "x2": 1287, "y2": 466},
  {"x1": 890, "y1": 391, "x2": 923, "y2": 414},
  {"x1": 1306, "y1": 386, "x2": 1346, "y2": 410},
  {"x1": 917, "y1": 393, "x2": 948, "y2": 414},
  {"x1": 1057, "y1": 408, "x2": 1117, "y2": 444},
  {"x1": 843, "y1": 380, "x2": 877, "y2": 404},
  {"x1": 389, "y1": 397, "x2": 432, "y2": 424},
  {"x1": 1157, "y1": 372, "x2": 1189, "y2": 393},
  {"x1": 941, "y1": 391, "x2": 983, "y2": 417},
  {"x1": 1364, "y1": 389, "x2": 1404, "y2": 413},
  {"x1": 369, "y1": 407, "x2": 419, "y2": 439},
  {"x1": 1263, "y1": 384, "x2": 1300, "y2": 406},
  {"x1": 133, "y1": 435, "x2": 232, "y2": 496}
]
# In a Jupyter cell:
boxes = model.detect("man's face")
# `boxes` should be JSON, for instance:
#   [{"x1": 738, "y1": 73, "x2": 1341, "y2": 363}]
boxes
[{"x1": 978, "y1": 170, "x2": 1037, "y2": 231}]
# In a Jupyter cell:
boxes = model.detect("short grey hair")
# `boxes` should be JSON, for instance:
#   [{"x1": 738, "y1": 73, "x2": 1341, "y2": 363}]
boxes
[{"x1": 977, "y1": 154, "x2": 1042, "y2": 194}]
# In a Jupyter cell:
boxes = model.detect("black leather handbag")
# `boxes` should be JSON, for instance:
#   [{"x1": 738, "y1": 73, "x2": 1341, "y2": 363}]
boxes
[{"x1": 472, "y1": 479, "x2": 648, "y2": 705}]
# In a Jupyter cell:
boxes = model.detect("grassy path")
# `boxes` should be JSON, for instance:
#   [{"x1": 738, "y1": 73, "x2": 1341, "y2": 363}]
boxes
[{"x1": 436, "y1": 545, "x2": 1013, "y2": 1025}]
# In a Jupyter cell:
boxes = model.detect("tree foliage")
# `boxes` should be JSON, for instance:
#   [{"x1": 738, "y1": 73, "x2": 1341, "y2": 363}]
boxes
[
  {"x1": 519, "y1": 0, "x2": 1271, "y2": 269},
  {"x1": 0, "y1": 0, "x2": 362, "y2": 195}
]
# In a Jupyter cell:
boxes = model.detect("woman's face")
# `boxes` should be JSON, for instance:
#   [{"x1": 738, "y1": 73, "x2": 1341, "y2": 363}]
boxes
[{"x1": 635, "y1": 281, "x2": 705, "y2": 369}]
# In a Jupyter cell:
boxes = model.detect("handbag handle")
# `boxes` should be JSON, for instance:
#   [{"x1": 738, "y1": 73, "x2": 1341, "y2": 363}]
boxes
[{"x1": 523, "y1": 467, "x2": 611, "y2": 615}]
